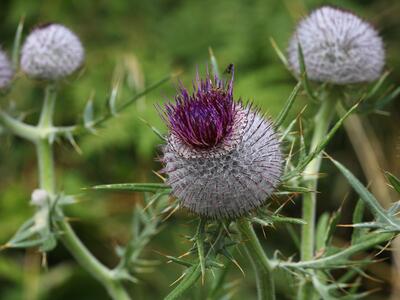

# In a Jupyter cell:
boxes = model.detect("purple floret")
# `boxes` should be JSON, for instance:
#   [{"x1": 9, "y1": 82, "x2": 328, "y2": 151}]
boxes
[{"x1": 163, "y1": 73, "x2": 236, "y2": 150}]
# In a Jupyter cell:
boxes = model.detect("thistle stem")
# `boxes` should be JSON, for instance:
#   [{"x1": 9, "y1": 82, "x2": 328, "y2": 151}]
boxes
[
  {"x1": 243, "y1": 244, "x2": 269, "y2": 300},
  {"x1": 301, "y1": 96, "x2": 337, "y2": 261},
  {"x1": 35, "y1": 84, "x2": 130, "y2": 300},
  {"x1": 237, "y1": 219, "x2": 275, "y2": 300},
  {"x1": 298, "y1": 95, "x2": 337, "y2": 300}
]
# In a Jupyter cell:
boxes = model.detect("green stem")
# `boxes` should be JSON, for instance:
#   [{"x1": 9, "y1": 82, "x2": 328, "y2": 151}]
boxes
[
  {"x1": 243, "y1": 244, "x2": 268, "y2": 300},
  {"x1": 237, "y1": 219, "x2": 275, "y2": 300},
  {"x1": 35, "y1": 84, "x2": 130, "y2": 300},
  {"x1": 0, "y1": 111, "x2": 39, "y2": 141},
  {"x1": 301, "y1": 97, "x2": 337, "y2": 261}
]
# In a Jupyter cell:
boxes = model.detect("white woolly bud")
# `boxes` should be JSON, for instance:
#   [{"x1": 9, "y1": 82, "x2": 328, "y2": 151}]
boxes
[
  {"x1": 21, "y1": 24, "x2": 84, "y2": 80},
  {"x1": 0, "y1": 49, "x2": 13, "y2": 89},
  {"x1": 31, "y1": 189, "x2": 49, "y2": 206},
  {"x1": 288, "y1": 6, "x2": 385, "y2": 84}
]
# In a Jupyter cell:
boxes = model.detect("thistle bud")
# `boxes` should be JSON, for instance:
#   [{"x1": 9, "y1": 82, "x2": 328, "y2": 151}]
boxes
[
  {"x1": 31, "y1": 189, "x2": 49, "y2": 206},
  {"x1": 0, "y1": 49, "x2": 13, "y2": 89},
  {"x1": 161, "y1": 70, "x2": 283, "y2": 219},
  {"x1": 288, "y1": 6, "x2": 385, "y2": 84},
  {"x1": 21, "y1": 24, "x2": 84, "y2": 80}
]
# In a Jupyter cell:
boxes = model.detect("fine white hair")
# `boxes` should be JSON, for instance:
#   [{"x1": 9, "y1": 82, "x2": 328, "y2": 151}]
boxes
[
  {"x1": 21, "y1": 24, "x2": 84, "y2": 80},
  {"x1": 288, "y1": 6, "x2": 385, "y2": 84}
]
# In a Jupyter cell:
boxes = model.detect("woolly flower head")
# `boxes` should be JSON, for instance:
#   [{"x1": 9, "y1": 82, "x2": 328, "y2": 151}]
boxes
[
  {"x1": 161, "y1": 70, "x2": 283, "y2": 219},
  {"x1": 288, "y1": 6, "x2": 385, "y2": 84},
  {"x1": 0, "y1": 49, "x2": 13, "y2": 89},
  {"x1": 21, "y1": 24, "x2": 84, "y2": 80}
]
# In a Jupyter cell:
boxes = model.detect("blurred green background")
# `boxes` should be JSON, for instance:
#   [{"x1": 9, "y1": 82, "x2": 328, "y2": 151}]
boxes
[{"x1": 0, "y1": 0, "x2": 399, "y2": 299}]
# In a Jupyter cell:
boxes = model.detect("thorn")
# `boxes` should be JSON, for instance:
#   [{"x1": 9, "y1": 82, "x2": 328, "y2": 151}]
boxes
[
  {"x1": 162, "y1": 204, "x2": 180, "y2": 222},
  {"x1": 170, "y1": 272, "x2": 186, "y2": 287},
  {"x1": 152, "y1": 170, "x2": 166, "y2": 182},
  {"x1": 231, "y1": 258, "x2": 245, "y2": 276}
]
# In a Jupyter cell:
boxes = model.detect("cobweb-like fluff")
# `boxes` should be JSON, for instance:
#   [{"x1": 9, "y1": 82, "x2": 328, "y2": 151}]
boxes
[
  {"x1": 0, "y1": 49, "x2": 13, "y2": 89},
  {"x1": 288, "y1": 6, "x2": 385, "y2": 84},
  {"x1": 21, "y1": 24, "x2": 84, "y2": 80}
]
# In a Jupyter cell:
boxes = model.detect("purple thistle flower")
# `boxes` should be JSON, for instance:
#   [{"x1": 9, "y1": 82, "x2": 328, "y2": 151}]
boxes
[{"x1": 161, "y1": 69, "x2": 283, "y2": 219}]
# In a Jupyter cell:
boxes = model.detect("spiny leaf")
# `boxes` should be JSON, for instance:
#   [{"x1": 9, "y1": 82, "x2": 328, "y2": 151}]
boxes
[
  {"x1": 374, "y1": 86, "x2": 400, "y2": 111},
  {"x1": 208, "y1": 47, "x2": 220, "y2": 78},
  {"x1": 270, "y1": 37, "x2": 289, "y2": 69},
  {"x1": 83, "y1": 98, "x2": 96, "y2": 132},
  {"x1": 331, "y1": 157, "x2": 400, "y2": 231},
  {"x1": 275, "y1": 231, "x2": 393, "y2": 270},
  {"x1": 284, "y1": 102, "x2": 359, "y2": 180},
  {"x1": 138, "y1": 117, "x2": 166, "y2": 141},
  {"x1": 323, "y1": 208, "x2": 342, "y2": 249},
  {"x1": 386, "y1": 171, "x2": 400, "y2": 194},
  {"x1": 297, "y1": 43, "x2": 317, "y2": 102},
  {"x1": 108, "y1": 83, "x2": 119, "y2": 116},
  {"x1": 364, "y1": 71, "x2": 390, "y2": 101},
  {"x1": 280, "y1": 185, "x2": 311, "y2": 193},
  {"x1": 196, "y1": 219, "x2": 207, "y2": 285},
  {"x1": 351, "y1": 200, "x2": 368, "y2": 245},
  {"x1": 89, "y1": 182, "x2": 171, "y2": 193},
  {"x1": 12, "y1": 16, "x2": 24, "y2": 69},
  {"x1": 316, "y1": 213, "x2": 329, "y2": 251},
  {"x1": 275, "y1": 81, "x2": 301, "y2": 127}
]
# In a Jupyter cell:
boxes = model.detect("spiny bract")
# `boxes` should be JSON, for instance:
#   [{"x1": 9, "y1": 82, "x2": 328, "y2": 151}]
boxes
[
  {"x1": 0, "y1": 49, "x2": 13, "y2": 89},
  {"x1": 21, "y1": 24, "x2": 84, "y2": 80},
  {"x1": 161, "y1": 71, "x2": 283, "y2": 219},
  {"x1": 288, "y1": 6, "x2": 385, "y2": 84}
]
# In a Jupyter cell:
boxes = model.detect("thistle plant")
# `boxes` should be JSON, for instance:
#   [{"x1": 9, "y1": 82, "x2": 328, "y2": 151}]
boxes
[{"x1": 1, "y1": 5, "x2": 400, "y2": 300}]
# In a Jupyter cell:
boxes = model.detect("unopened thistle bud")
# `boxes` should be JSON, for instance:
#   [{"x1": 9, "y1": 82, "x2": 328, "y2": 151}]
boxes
[
  {"x1": 288, "y1": 6, "x2": 385, "y2": 84},
  {"x1": 0, "y1": 49, "x2": 13, "y2": 89},
  {"x1": 31, "y1": 189, "x2": 49, "y2": 206},
  {"x1": 161, "y1": 70, "x2": 283, "y2": 219},
  {"x1": 21, "y1": 24, "x2": 84, "y2": 80}
]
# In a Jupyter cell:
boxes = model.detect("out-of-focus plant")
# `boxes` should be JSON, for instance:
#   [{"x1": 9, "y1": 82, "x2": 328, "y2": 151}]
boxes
[
  {"x1": 1, "y1": 5, "x2": 399, "y2": 300},
  {"x1": 0, "y1": 20, "x2": 174, "y2": 300}
]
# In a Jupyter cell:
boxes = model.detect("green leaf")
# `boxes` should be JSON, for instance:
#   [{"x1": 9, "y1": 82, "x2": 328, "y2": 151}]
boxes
[
  {"x1": 297, "y1": 43, "x2": 317, "y2": 102},
  {"x1": 253, "y1": 216, "x2": 306, "y2": 226},
  {"x1": 83, "y1": 98, "x2": 95, "y2": 130},
  {"x1": 374, "y1": 86, "x2": 400, "y2": 111},
  {"x1": 351, "y1": 200, "x2": 368, "y2": 245},
  {"x1": 284, "y1": 102, "x2": 359, "y2": 180},
  {"x1": 275, "y1": 81, "x2": 301, "y2": 127},
  {"x1": 364, "y1": 71, "x2": 390, "y2": 101},
  {"x1": 117, "y1": 74, "x2": 175, "y2": 112},
  {"x1": 89, "y1": 182, "x2": 171, "y2": 193},
  {"x1": 208, "y1": 47, "x2": 220, "y2": 78},
  {"x1": 315, "y1": 213, "x2": 329, "y2": 251},
  {"x1": 108, "y1": 84, "x2": 119, "y2": 116},
  {"x1": 269, "y1": 37, "x2": 289, "y2": 69},
  {"x1": 138, "y1": 117, "x2": 166, "y2": 141},
  {"x1": 276, "y1": 232, "x2": 393, "y2": 269},
  {"x1": 280, "y1": 185, "x2": 311, "y2": 193},
  {"x1": 196, "y1": 218, "x2": 207, "y2": 284},
  {"x1": 12, "y1": 17, "x2": 24, "y2": 69},
  {"x1": 386, "y1": 171, "x2": 400, "y2": 194},
  {"x1": 323, "y1": 208, "x2": 342, "y2": 249},
  {"x1": 331, "y1": 157, "x2": 400, "y2": 231}
]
